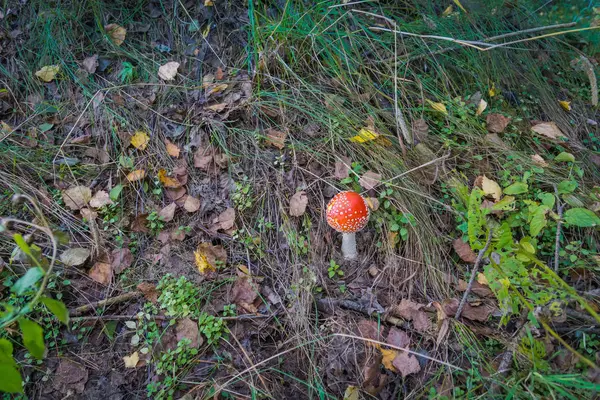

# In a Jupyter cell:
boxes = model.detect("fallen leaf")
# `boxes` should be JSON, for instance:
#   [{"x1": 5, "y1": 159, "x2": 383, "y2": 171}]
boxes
[
  {"x1": 206, "y1": 83, "x2": 228, "y2": 96},
  {"x1": 158, "y1": 61, "x2": 180, "y2": 81},
  {"x1": 232, "y1": 272, "x2": 259, "y2": 313},
  {"x1": 426, "y1": 100, "x2": 448, "y2": 115},
  {"x1": 215, "y1": 67, "x2": 224, "y2": 80},
  {"x1": 217, "y1": 208, "x2": 235, "y2": 231},
  {"x1": 53, "y1": 359, "x2": 88, "y2": 394},
  {"x1": 412, "y1": 119, "x2": 429, "y2": 142},
  {"x1": 89, "y1": 190, "x2": 113, "y2": 209},
  {"x1": 166, "y1": 187, "x2": 186, "y2": 201},
  {"x1": 357, "y1": 319, "x2": 381, "y2": 341},
  {"x1": 204, "y1": 0, "x2": 214, "y2": 5},
  {"x1": 486, "y1": 114, "x2": 510, "y2": 133},
  {"x1": 456, "y1": 279, "x2": 493, "y2": 297},
  {"x1": 392, "y1": 352, "x2": 421, "y2": 378},
  {"x1": 35, "y1": 65, "x2": 60, "y2": 82},
  {"x1": 334, "y1": 157, "x2": 351, "y2": 179},
  {"x1": 194, "y1": 146, "x2": 214, "y2": 170},
  {"x1": 130, "y1": 131, "x2": 149, "y2": 150},
  {"x1": 476, "y1": 99, "x2": 487, "y2": 116},
  {"x1": 158, "y1": 203, "x2": 176, "y2": 222},
  {"x1": 488, "y1": 83, "x2": 498, "y2": 97},
  {"x1": 170, "y1": 228, "x2": 186, "y2": 241},
  {"x1": 350, "y1": 128, "x2": 379, "y2": 143},
  {"x1": 165, "y1": 139, "x2": 180, "y2": 157},
  {"x1": 176, "y1": 318, "x2": 202, "y2": 348},
  {"x1": 130, "y1": 213, "x2": 149, "y2": 233},
  {"x1": 63, "y1": 186, "x2": 92, "y2": 210},
  {"x1": 359, "y1": 171, "x2": 382, "y2": 190},
  {"x1": 105, "y1": 23, "x2": 126, "y2": 46},
  {"x1": 137, "y1": 282, "x2": 159, "y2": 303},
  {"x1": 343, "y1": 386, "x2": 360, "y2": 400},
  {"x1": 365, "y1": 197, "x2": 379, "y2": 211},
  {"x1": 559, "y1": 100, "x2": 571, "y2": 111},
  {"x1": 453, "y1": 238, "x2": 477, "y2": 263},
  {"x1": 461, "y1": 303, "x2": 493, "y2": 322},
  {"x1": 481, "y1": 176, "x2": 502, "y2": 201},
  {"x1": 89, "y1": 261, "x2": 112, "y2": 284},
  {"x1": 60, "y1": 248, "x2": 90, "y2": 267},
  {"x1": 380, "y1": 348, "x2": 399, "y2": 372},
  {"x1": 126, "y1": 169, "x2": 146, "y2": 182},
  {"x1": 157, "y1": 169, "x2": 182, "y2": 188},
  {"x1": 80, "y1": 208, "x2": 97, "y2": 221},
  {"x1": 387, "y1": 327, "x2": 410, "y2": 349},
  {"x1": 266, "y1": 128, "x2": 286, "y2": 149},
  {"x1": 391, "y1": 299, "x2": 431, "y2": 332},
  {"x1": 123, "y1": 352, "x2": 139, "y2": 368},
  {"x1": 477, "y1": 272, "x2": 489, "y2": 286},
  {"x1": 531, "y1": 122, "x2": 567, "y2": 140},
  {"x1": 194, "y1": 242, "x2": 227, "y2": 274},
  {"x1": 82, "y1": 55, "x2": 99, "y2": 74},
  {"x1": 289, "y1": 191, "x2": 308, "y2": 217},
  {"x1": 111, "y1": 248, "x2": 133, "y2": 274},
  {"x1": 206, "y1": 103, "x2": 227, "y2": 112},
  {"x1": 183, "y1": 196, "x2": 201, "y2": 212}
]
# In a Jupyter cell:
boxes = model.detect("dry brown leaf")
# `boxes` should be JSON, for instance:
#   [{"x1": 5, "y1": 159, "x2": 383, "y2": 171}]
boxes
[
  {"x1": 126, "y1": 169, "x2": 146, "y2": 182},
  {"x1": 194, "y1": 242, "x2": 227, "y2": 274},
  {"x1": 157, "y1": 169, "x2": 182, "y2": 188},
  {"x1": 123, "y1": 352, "x2": 139, "y2": 368},
  {"x1": 183, "y1": 196, "x2": 201, "y2": 212},
  {"x1": 365, "y1": 197, "x2": 379, "y2": 211},
  {"x1": 170, "y1": 228, "x2": 186, "y2": 241},
  {"x1": 131, "y1": 131, "x2": 149, "y2": 150},
  {"x1": 82, "y1": 55, "x2": 99, "y2": 74},
  {"x1": 232, "y1": 271, "x2": 259, "y2": 313},
  {"x1": 392, "y1": 352, "x2": 421, "y2": 378},
  {"x1": 215, "y1": 67, "x2": 224, "y2": 80},
  {"x1": 386, "y1": 327, "x2": 410, "y2": 349},
  {"x1": 158, "y1": 203, "x2": 176, "y2": 222},
  {"x1": 391, "y1": 299, "x2": 431, "y2": 332},
  {"x1": 176, "y1": 318, "x2": 202, "y2": 348},
  {"x1": 60, "y1": 248, "x2": 90, "y2": 267},
  {"x1": 289, "y1": 191, "x2": 308, "y2": 217},
  {"x1": 266, "y1": 128, "x2": 286, "y2": 149},
  {"x1": 63, "y1": 186, "x2": 92, "y2": 210},
  {"x1": 89, "y1": 190, "x2": 113, "y2": 209},
  {"x1": 486, "y1": 114, "x2": 510, "y2": 133},
  {"x1": 217, "y1": 208, "x2": 235, "y2": 231},
  {"x1": 105, "y1": 24, "x2": 126, "y2": 46},
  {"x1": 111, "y1": 248, "x2": 133, "y2": 274},
  {"x1": 453, "y1": 238, "x2": 477, "y2": 263},
  {"x1": 206, "y1": 103, "x2": 227, "y2": 112},
  {"x1": 137, "y1": 282, "x2": 159, "y2": 303},
  {"x1": 166, "y1": 187, "x2": 187, "y2": 201},
  {"x1": 531, "y1": 122, "x2": 567, "y2": 140},
  {"x1": 158, "y1": 61, "x2": 180, "y2": 81},
  {"x1": 456, "y1": 280, "x2": 493, "y2": 297},
  {"x1": 89, "y1": 261, "x2": 112, "y2": 284},
  {"x1": 334, "y1": 156, "x2": 351, "y2": 180},
  {"x1": 531, "y1": 154, "x2": 549, "y2": 167},
  {"x1": 35, "y1": 65, "x2": 60, "y2": 82},
  {"x1": 412, "y1": 119, "x2": 429, "y2": 142},
  {"x1": 359, "y1": 171, "x2": 382, "y2": 190},
  {"x1": 476, "y1": 99, "x2": 487, "y2": 116},
  {"x1": 80, "y1": 208, "x2": 97, "y2": 222},
  {"x1": 130, "y1": 213, "x2": 149, "y2": 233},
  {"x1": 481, "y1": 176, "x2": 502, "y2": 201},
  {"x1": 357, "y1": 319, "x2": 381, "y2": 341},
  {"x1": 461, "y1": 303, "x2": 493, "y2": 322},
  {"x1": 165, "y1": 139, "x2": 180, "y2": 158}
]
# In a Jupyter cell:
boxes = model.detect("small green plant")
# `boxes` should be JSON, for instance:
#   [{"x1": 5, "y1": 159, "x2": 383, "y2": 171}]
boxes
[
  {"x1": 223, "y1": 304, "x2": 236, "y2": 317},
  {"x1": 198, "y1": 312, "x2": 227, "y2": 345},
  {"x1": 147, "y1": 211, "x2": 165, "y2": 235},
  {"x1": 232, "y1": 176, "x2": 253, "y2": 211},
  {"x1": 156, "y1": 275, "x2": 201, "y2": 318},
  {"x1": 118, "y1": 61, "x2": 137, "y2": 83},
  {"x1": 146, "y1": 338, "x2": 198, "y2": 399},
  {"x1": 328, "y1": 259, "x2": 343, "y2": 279}
]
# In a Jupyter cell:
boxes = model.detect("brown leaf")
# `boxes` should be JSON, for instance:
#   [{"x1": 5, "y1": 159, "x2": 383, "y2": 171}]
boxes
[
  {"x1": 183, "y1": 196, "x2": 201, "y2": 212},
  {"x1": 456, "y1": 279, "x2": 493, "y2": 297},
  {"x1": 232, "y1": 272, "x2": 259, "y2": 313},
  {"x1": 89, "y1": 261, "x2": 112, "y2": 284},
  {"x1": 217, "y1": 208, "x2": 235, "y2": 231},
  {"x1": 289, "y1": 191, "x2": 308, "y2": 217},
  {"x1": 104, "y1": 23, "x2": 126, "y2": 46},
  {"x1": 486, "y1": 114, "x2": 510, "y2": 133},
  {"x1": 63, "y1": 186, "x2": 92, "y2": 210},
  {"x1": 165, "y1": 139, "x2": 180, "y2": 158},
  {"x1": 206, "y1": 103, "x2": 227, "y2": 112},
  {"x1": 158, "y1": 203, "x2": 176, "y2": 222},
  {"x1": 453, "y1": 238, "x2": 477, "y2": 263},
  {"x1": 137, "y1": 282, "x2": 159, "y2": 303},
  {"x1": 392, "y1": 352, "x2": 421, "y2": 378},
  {"x1": 53, "y1": 359, "x2": 89, "y2": 394},
  {"x1": 126, "y1": 169, "x2": 146, "y2": 182},
  {"x1": 166, "y1": 187, "x2": 186, "y2": 201},
  {"x1": 194, "y1": 242, "x2": 227, "y2": 274},
  {"x1": 412, "y1": 118, "x2": 429, "y2": 142},
  {"x1": 111, "y1": 248, "x2": 133, "y2": 274},
  {"x1": 89, "y1": 190, "x2": 113, "y2": 209},
  {"x1": 265, "y1": 128, "x2": 286, "y2": 149},
  {"x1": 334, "y1": 156, "x2": 351, "y2": 179},
  {"x1": 170, "y1": 228, "x2": 186, "y2": 241},
  {"x1": 386, "y1": 327, "x2": 410, "y2": 349},
  {"x1": 158, "y1": 169, "x2": 182, "y2": 188},
  {"x1": 357, "y1": 319, "x2": 381, "y2": 341},
  {"x1": 82, "y1": 55, "x2": 99, "y2": 74},
  {"x1": 531, "y1": 154, "x2": 549, "y2": 167},
  {"x1": 531, "y1": 122, "x2": 567, "y2": 140},
  {"x1": 359, "y1": 171, "x2": 382, "y2": 190},
  {"x1": 391, "y1": 299, "x2": 432, "y2": 332},
  {"x1": 84, "y1": 148, "x2": 110, "y2": 164},
  {"x1": 60, "y1": 248, "x2": 90, "y2": 267},
  {"x1": 130, "y1": 213, "x2": 149, "y2": 233},
  {"x1": 194, "y1": 146, "x2": 214, "y2": 170},
  {"x1": 215, "y1": 67, "x2": 224, "y2": 80},
  {"x1": 461, "y1": 303, "x2": 493, "y2": 322},
  {"x1": 176, "y1": 318, "x2": 202, "y2": 348}
]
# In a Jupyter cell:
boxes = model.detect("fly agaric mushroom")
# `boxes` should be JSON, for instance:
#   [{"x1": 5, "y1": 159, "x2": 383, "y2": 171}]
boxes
[{"x1": 326, "y1": 191, "x2": 369, "y2": 260}]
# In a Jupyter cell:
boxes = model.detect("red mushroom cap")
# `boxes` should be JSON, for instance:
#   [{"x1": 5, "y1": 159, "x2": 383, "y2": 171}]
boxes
[{"x1": 326, "y1": 191, "x2": 370, "y2": 233}]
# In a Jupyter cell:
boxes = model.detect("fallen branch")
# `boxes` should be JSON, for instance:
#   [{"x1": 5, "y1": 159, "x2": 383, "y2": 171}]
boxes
[
  {"x1": 71, "y1": 313, "x2": 273, "y2": 322},
  {"x1": 69, "y1": 292, "x2": 142, "y2": 317},
  {"x1": 317, "y1": 297, "x2": 411, "y2": 330},
  {"x1": 455, "y1": 230, "x2": 493, "y2": 320}
]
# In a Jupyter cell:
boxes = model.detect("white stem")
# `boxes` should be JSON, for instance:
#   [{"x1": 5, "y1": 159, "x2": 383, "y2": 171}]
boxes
[{"x1": 341, "y1": 232, "x2": 357, "y2": 260}]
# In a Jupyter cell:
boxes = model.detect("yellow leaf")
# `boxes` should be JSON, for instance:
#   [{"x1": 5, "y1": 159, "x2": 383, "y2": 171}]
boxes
[
  {"x1": 559, "y1": 100, "x2": 571, "y2": 111},
  {"x1": 343, "y1": 386, "x2": 360, "y2": 400},
  {"x1": 202, "y1": 23, "x2": 211, "y2": 38},
  {"x1": 488, "y1": 83, "x2": 498, "y2": 97},
  {"x1": 476, "y1": 99, "x2": 487, "y2": 116},
  {"x1": 350, "y1": 128, "x2": 379, "y2": 143},
  {"x1": 165, "y1": 139, "x2": 180, "y2": 157},
  {"x1": 35, "y1": 65, "x2": 60, "y2": 82},
  {"x1": 131, "y1": 131, "x2": 149, "y2": 150},
  {"x1": 194, "y1": 245, "x2": 218, "y2": 274},
  {"x1": 477, "y1": 272, "x2": 489, "y2": 286},
  {"x1": 453, "y1": 0, "x2": 468, "y2": 13},
  {"x1": 380, "y1": 348, "x2": 399, "y2": 372},
  {"x1": 442, "y1": 5, "x2": 453, "y2": 16},
  {"x1": 1, "y1": 121, "x2": 12, "y2": 133},
  {"x1": 426, "y1": 99, "x2": 448, "y2": 115},
  {"x1": 204, "y1": 0, "x2": 214, "y2": 5},
  {"x1": 123, "y1": 352, "x2": 139, "y2": 368},
  {"x1": 105, "y1": 23, "x2": 126, "y2": 46},
  {"x1": 157, "y1": 169, "x2": 182, "y2": 188},
  {"x1": 207, "y1": 83, "x2": 228, "y2": 96},
  {"x1": 481, "y1": 176, "x2": 502, "y2": 201},
  {"x1": 126, "y1": 169, "x2": 146, "y2": 182}
]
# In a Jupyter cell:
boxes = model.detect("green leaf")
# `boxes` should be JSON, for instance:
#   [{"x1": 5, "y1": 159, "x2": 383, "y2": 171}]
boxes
[
  {"x1": 11, "y1": 267, "x2": 44, "y2": 295},
  {"x1": 562, "y1": 194, "x2": 584, "y2": 208},
  {"x1": 537, "y1": 192, "x2": 555, "y2": 209},
  {"x1": 564, "y1": 208, "x2": 600, "y2": 227},
  {"x1": 0, "y1": 364, "x2": 23, "y2": 393},
  {"x1": 554, "y1": 152, "x2": 575, "y2": 163},
  {"x1": 503, "y1": 182, "x2": 528, "y2": 195},
  {"x1": 41, "y1": 297, "x2": 69, "y2": 324},
  {"x1": 557, "y1": 180, "x2": 578, "y2": 194},
  {"x1": 0, "y1": 339, "x2": 15, "y2": 366},
  {"x1": 109, "y1": 184, "x2": 124, "y2": 201},
  {"x1": 529, "y1": 205, "x2": 549, "y2": 237},
  {"x1": 13, "y1": 234, "x2": 32, "y2": 258},
  {"x1": 38, "y1": 122, "x2": 54, "y2": 132},
  {"x1": 492, "y1": 196, "x2": 515, "y2": 211},
  {"x1": 18, "y1": 318, "x2": 45, "y2": 359}
]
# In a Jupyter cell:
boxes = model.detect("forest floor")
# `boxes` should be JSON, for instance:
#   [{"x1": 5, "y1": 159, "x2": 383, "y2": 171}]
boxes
[{"x1": 1, "y1": 1, "x2": 600, "y2": 399}]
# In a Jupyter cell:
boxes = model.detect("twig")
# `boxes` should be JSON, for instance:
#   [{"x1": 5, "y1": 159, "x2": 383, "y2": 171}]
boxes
[
  {"x1": 490, "y1": 310, "x2": 529, "y2": 393},
  {"x1": 70, "y1": 313, "x2": 272, "y2": 322},
  {"x1": 554, "y1": 186, "x2": 564, "y2": 273},
  {"x1": 455, "y1": 230, "x2": 493, "y2": 320},
  {"x1": 69, "y1": 292, "x2": 142, "y2": 317}
]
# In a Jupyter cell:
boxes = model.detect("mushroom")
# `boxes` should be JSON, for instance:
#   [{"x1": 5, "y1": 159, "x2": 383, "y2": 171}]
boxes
[{"x1": 326, "y1": 191, "x2": 370, "y2": 260}]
